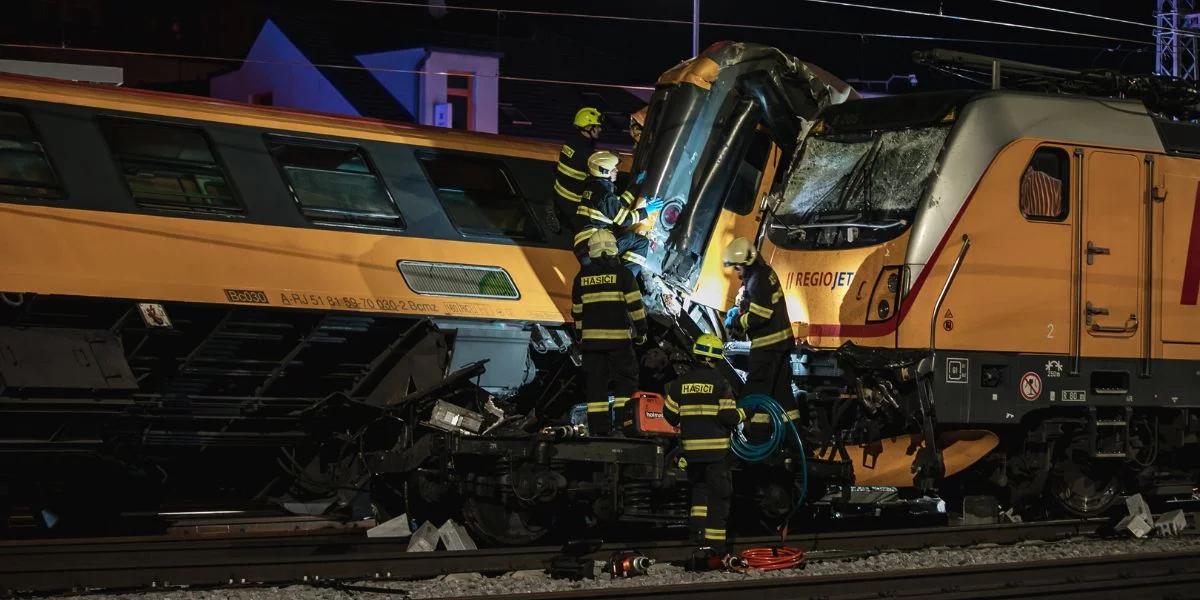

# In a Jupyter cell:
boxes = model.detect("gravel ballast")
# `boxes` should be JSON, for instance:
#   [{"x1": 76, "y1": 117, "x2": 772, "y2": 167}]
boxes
[{"x1": 51, "y1": 535, "x2": 1200, "y2": 600}]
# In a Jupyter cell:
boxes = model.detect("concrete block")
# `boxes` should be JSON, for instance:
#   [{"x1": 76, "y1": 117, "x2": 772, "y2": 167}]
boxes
[
  {"x1": 367, "y1": 513, "x2": 412, "y2": 538},
  {"x1": 1154, "y1": 509, "x2": 1188, "y2": 537},
  {"x1": 406, "y1": 521, "x2": 440, "y2": 552},
  {"x1": 438, "y1": 518, "x2": 478, "y2": 551},
  {"x1": 1125, "y1": 493, "x2": 1151, "y2": 520},
  {"x1": 1116, "y1": 513, "x2": 1153, "y2": 538}
]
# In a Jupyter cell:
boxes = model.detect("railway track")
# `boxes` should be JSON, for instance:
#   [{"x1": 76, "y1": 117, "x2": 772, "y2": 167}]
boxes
[
  {"x1": 0, "y1": 519, "x2": 1116, "y2": 595},
  {"x1": 404, "y1": 549, "x2": 1200, "y2": 600}
]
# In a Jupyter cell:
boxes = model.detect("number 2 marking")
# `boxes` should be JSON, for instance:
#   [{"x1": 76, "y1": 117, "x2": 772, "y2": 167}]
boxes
[{"x1": 1047, "y1": 323, "x2": 1055, "y2": 339}]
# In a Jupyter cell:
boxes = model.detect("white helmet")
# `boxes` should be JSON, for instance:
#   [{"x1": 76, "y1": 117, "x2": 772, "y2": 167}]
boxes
[
  {"x1": 588, "y1": 229, "x2": 618, "y2": 258},
  {"x1": 722, "y1": 237, "x2": 757, "y2": 266},
  {"x1": 587, "y1": 151, "x2": 620, "y2": 178}
]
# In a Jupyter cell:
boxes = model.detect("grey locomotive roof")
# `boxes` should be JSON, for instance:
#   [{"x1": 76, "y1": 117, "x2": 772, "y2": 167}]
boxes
[{"x1": 905, "y1": 89, "x2": 1164, "y2": 283}]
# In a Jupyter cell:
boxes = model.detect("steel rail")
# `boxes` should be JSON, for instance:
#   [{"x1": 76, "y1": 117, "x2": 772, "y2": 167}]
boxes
[{"x1": 0, "y1": 518, "x2": 1113, "y2": 595}]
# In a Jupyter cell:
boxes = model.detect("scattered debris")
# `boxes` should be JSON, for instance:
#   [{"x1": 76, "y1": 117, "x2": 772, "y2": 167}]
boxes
[
  {"x1": 367, "y1": 513, "x2": 413, "y2": 538},
  {"x1": 407, "y1": 521, "x2": 440, "y2": 552},
  {"x1": 998, "y1": 508, "x2": 1023, "y2": 524},
  {"x1": 429, "y1": 400, "x2": 484, "y2": 435},
  {"x1": 1115, "y1": 494, "x2": 1155, "y2": 539},
  {"x1": 438, "y1": 519, "x2": 478, "y2": 551},
  {"x1": 1154, "y1": 510, "x2": 1188, "y2": 537}
]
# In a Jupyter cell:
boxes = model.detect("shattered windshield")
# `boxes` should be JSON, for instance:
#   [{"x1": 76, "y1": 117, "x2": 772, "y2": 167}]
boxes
[{"x1": 771, "y1": 126, "x2": 950, "y2": 249}]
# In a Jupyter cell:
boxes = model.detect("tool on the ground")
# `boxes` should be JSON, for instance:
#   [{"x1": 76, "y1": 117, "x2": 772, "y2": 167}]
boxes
[
  {"x1": 739, "y1": 546, "x2": 805, "y2": 570},
  {"x1": 688, "y1": 546, "x2": 748, "y2": 572},
  {"x1": 548, "y1": 539, "x2": 604, "y2": 580},
  {"x1": 604, "y1": 550, "x2": 653, "y2": 578}
]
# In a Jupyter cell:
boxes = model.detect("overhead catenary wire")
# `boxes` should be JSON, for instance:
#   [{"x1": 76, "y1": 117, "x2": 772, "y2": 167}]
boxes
[
  {"x1": 982, "y1": 0, "x2": 1182, "y2": 33},
  {"x1": 0, "y1": 42, "x2": 657, "y2": 91},
  {"x1": 792, "y1": 0, "x2": 1154, "y2": 46},
  {"x1": 328, "y1": 0, "x2": 1152, "y2": 53}
]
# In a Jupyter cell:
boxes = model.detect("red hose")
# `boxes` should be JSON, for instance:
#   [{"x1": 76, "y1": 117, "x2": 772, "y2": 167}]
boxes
[{"x1": 738, "y1": 546, "x2": 806, "y2": 570}]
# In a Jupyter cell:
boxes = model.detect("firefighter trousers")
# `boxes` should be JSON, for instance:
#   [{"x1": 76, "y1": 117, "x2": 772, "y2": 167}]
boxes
[
  {"x1": 687, "y1": 456, "x2": 733, "y2": 548},
  {"x1": 745, "y1": 348, "x2": 801, "y2": 440},
  {"x1": 582, "y1": 346, "x2": 638, "y2": 436}
]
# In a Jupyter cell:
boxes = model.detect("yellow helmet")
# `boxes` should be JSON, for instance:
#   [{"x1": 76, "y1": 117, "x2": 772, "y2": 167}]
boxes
[
  {"x1": 693, "y1": 333, "x2": 724, "y2": 359},
  {"x1": 574, "y1": 107, "x2": 603, "y2": 129},
  {"x1": 722, "y1": 237, "x2": 757, "y2": 267},
  {"x1": 587, "y1": 228, "x2": 618, "y2": 258},
  {"x1": 587, "y1": 150, "x2": 620, "y2": 178}
]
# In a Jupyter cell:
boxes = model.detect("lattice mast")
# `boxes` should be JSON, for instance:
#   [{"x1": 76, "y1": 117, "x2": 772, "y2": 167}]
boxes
[{"x1": 1156, "y1": 0, "x2": 1199, "y2": 80}]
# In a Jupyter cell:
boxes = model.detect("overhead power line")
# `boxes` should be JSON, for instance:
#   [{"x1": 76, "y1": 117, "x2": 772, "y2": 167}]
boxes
[
  {"x1": 0, "y1": 43, "x2": 657, "y2": 91},
  {"x1": 792, "y1": 0, "x2": 1154, "y2": 46},
  {"x1": 329, "y1": 0, "x2": 1153, "y2": 52},
  {"x1": 982, "y1": 0, "x2": 1170, "y2": 32}
]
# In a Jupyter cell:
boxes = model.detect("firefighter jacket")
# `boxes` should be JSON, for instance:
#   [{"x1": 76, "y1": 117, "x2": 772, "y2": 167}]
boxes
[
  {"x1": 737, "y1": 260, "x2": 794, "y2": 351},
  {"x1": 663, "y1": 364, "x2": 744, "y2": 462},
  {"x1": 574, "y1": 177, "x2": 649, "y2": 248},
  {"x1": 554, "y1": 133, "x2": 596, "y2": 216},
  {"x1": 571, "y1": 257, "x2": 648, "y2": 350}
]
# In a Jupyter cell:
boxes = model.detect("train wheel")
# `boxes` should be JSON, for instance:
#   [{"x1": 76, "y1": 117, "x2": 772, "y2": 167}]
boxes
[
  {"x1": 461, "y1": 496, "x2": 555, "y2": 546},
  {"x1": 1047, "y1": 435, "x2": 1122, "y2": 517}
]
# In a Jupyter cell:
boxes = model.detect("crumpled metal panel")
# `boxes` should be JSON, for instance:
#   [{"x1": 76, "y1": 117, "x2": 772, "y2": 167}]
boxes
[{"x1": 628, "y1": 41, "x2": 856, "y2": 289}]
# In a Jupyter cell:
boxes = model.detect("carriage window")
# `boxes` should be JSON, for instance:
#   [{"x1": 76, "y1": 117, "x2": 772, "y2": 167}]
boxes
[
  {"x1": 268, "y1": 138, "x2": 403, "y2": 228},
  {"x1": 101, "y1": 119, "x2": 240, "y2": 214},
  {"x1": 1020, "y1": 147, "x2": 1069, "y2": 221},
  {"x1": 0, "y1": 109, "x2": 63, "y2": 200},
  {"x1": 418, "y1": 153, "x2": 542, "y2": 240}
]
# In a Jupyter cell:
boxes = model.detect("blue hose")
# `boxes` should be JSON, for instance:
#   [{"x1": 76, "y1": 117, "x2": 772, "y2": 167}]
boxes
[{"x1": 732, "y1": 393, "x2": 808, "y2": 507}]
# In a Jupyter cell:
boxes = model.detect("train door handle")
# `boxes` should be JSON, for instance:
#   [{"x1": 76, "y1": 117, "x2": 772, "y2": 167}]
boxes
[
  {"x1": 1086, "y1": 241, "x2": 1110, "y2": 265},
  {"x1": 1085, "y1": 301, "x2": 1109, "y2": 326},
  {"x1": 1091, "y1": 315, "x2": 1139, "y2": 334}
]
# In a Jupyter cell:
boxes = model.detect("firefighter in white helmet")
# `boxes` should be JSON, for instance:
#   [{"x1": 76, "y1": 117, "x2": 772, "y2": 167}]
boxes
[
  {"x1": 571, "y1": 229, "x2": 648, "y2": 436},
  {"x1": 574, "y1": 150, "x2": 656, "y2": 277},
  {"x1": 723, "y1": 237, "x2": 799, "y2": 437}
]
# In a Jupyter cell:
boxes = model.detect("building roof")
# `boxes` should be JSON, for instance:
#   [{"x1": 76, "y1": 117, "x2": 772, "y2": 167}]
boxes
[{"x1": 261, "y1": 13, "x2": 647, "y2": 146}]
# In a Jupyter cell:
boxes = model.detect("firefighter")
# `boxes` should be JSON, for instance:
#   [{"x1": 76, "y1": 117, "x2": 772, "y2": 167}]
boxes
[
  {"x1": 553, "y1": 107, "x2": 603, "y2": 237},
  {"x1": 629, "y1": 106, "x2": 647, "y2": 145},
  {"x1": 571, "y1": 229, "x2": 648, "y2": 436},
  {"x1": 722, "y1": 237, "x2": 799, "y2": 436},
  {"x1": 576, "y1": 150, "x2": 661, "y2": 277},
  {"x1": 663, "y1": 333, "x2": 744, "y2": 551}
]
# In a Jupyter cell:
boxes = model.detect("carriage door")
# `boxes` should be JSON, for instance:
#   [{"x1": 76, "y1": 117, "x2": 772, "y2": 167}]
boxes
[{"x1": 1080, "y1": 150, "x2": 1144, "y2": 359}]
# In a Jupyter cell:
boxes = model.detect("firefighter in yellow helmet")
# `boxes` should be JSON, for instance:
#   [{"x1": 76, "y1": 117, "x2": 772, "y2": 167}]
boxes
[
  {"x1": 575, "y1": 150, "x2": 653, "y2": 277},
  {"x1": 662, "y1": 333, "x2": 743, "y2": 552},
  {"x1": 571, "y1": 229, "x2": 648, "y2": 436},
  {"x1": 552, "y1": 107, "x2": 604, "y2": 239},
  {"x1": 723, "y1": 237, "x2": 799, "y2": 437}
]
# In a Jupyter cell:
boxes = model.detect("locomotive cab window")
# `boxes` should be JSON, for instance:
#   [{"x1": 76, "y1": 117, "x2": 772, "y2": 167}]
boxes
[
  {"x1": 267, "y1": 138, "x2": 404, "y2": 229},
  {"x1": 0, "y1": 109, "x2": 63, "y2": 200},
  {"x1": 418, "y1": 153, "x2": 542, "y2": 240},
  {"x1": 1020, "y1": 147, "x2": 1069, "y2": 221},
  {"x1": 100, "y1": 119, "x2": 240, "y2": 214}
]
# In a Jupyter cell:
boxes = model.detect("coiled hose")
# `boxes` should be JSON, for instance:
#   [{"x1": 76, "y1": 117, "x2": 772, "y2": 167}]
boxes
[
  {"x1": 729, "y1": 394, "x2": 809, "y2": 570},
  {"x1": 731, "y1": 393, "x2": 808, "y2": 507}
]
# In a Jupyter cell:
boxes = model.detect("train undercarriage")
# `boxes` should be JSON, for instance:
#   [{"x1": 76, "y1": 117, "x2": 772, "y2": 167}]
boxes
[{"x1": 1, "y1": 290, "x2": 1197, "y2": 542}]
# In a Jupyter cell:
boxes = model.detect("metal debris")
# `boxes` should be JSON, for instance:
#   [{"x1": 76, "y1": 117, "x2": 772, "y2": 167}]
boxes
[
  {"x1": 406, "y1": 521, "x2": 440, "y2": 552},
  {"x1": 438, "y1": 519, "x2": 478, "y2": 551},
  {"x1": 367, "y1": 513, "x2": 413, "y2": 538},
  {"x1": 1154, "y1": 510, "x2": 1188, "y2": 537}
]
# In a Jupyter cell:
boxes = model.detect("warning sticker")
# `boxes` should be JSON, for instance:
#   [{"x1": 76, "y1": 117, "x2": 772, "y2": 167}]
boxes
[{"x1": 1020, "y1": 371, "x2": 1043, "y2": 402}]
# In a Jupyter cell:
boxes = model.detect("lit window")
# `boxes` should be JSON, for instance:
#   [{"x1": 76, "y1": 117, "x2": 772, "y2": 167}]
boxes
[
  {"x1": 418, "y1": 152, "x2": 541, "y2": 240},
  {"x1": 268, "y1": 137, "x2": 404, "y2": 228},
  {"x1": 101, "y1": 119, "x2": 240, "y2": 214},
  {"x1": 1020, "y1": 147, "x2": 1069, "y2": 221},
  {"x1": 0, "y1": 109, "x2": 62, "y2": 200}
]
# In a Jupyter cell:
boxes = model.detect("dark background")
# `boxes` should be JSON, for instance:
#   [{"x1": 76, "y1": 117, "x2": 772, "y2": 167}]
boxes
[{"x1": 0, "y1": 1, "x2": 1163, "y2": 94}]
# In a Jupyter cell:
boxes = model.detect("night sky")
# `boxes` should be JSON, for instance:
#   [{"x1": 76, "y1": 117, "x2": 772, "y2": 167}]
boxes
[{"x1": 0, "y1": 1, "x2": 1168, "y2": 93}]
